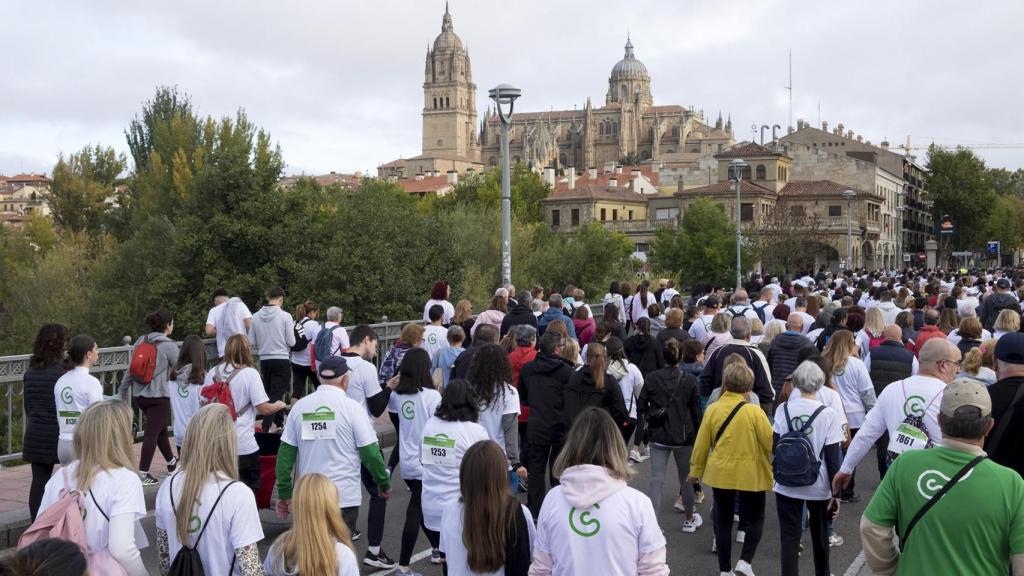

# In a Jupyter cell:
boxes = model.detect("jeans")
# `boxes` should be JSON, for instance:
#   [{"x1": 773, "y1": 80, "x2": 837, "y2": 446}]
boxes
[
  {"x1": 359, "y1": 458, "x2": 389, "y2": 547},
  {"x1": 259, "y1": 359, "x2": 291, "y2": 430},
  {"x1": 712, "y1": 488, "x2": 766, "y2": 572},
  {"x1": 527, "y1": 442, "x2": 561, "y2": 518},
  {"x1": 238, "y1": 451, "x2": 261, "y2": 493},
  {"x1": 290, "y1": 362, "x2": 315, "y2": 400},
  {"x1": 400, "y1": 479, "x2": 438, "y2": 565},
  {"x1": 776, "y1": 493, "x2": 830, "y2": 576},
  {"x1": 648, "y1": 443, "x2": 694, "y2": 515},
  {"x1": 133, "y1": 396, "x2": 175, "y2": 472},
  {"x1": 29, "y1": 462, "x2": 53, "y2": 520}
]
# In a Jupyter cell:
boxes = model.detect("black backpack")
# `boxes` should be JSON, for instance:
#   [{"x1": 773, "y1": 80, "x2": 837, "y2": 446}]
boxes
[
  {"x1": 727, "y1": 306, "x2": 751, "y2": 320},
  {"x1": 773, "y1": 403, "x2": 827, "y2": 487},
  {"x1": 168, "y1": 475, "x2": 238, "y2": 576},
  {"x1": 751, "y1": 302, "x2": 769, "y2": 323},
  {"x1": 290, "y1": 317, "x2": 312, "y2": 352}
]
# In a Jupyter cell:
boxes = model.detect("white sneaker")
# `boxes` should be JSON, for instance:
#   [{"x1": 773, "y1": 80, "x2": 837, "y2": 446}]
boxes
[
  {"x1": 629, "y1": 449, "x2": 643, "y2": 463},
  {"x1": 734, "y1": 560, "x2": 756, "y2": 576},
  {"x1": 681, "y1": 512, "x2": 703, "y2": 533},
  {"x1": 829, "y1": 533, "x2": 845, "y2": 547},
  {"x1": 720, "y1": 572, "x2": 735, "y2": 576},
  {"x1": 736, "y1": 530, "x2": 746, "y2": 543},
  {"x1": 673, "y1": 496, "x2": 686, "y2": 512}
]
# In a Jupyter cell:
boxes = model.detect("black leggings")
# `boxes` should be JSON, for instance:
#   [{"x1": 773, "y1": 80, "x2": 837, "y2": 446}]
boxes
[
  {"x1": 400, "y1": 479, "x2": 439, "y2": 565},
  {"x1": 290, "y1": 363, "x2": 315, "y2": 400},
  {"x1": 238, "y1": 451, "x2": 261, "y2": 494},
  {"x1": 134, "y1": 396, "x2": 174, "y2": 472},
  {"x1": 388, "y1": 412, "x2": 401, "y2": 471},
  {"x1": 712, "y1": 488, "x2": 766, "y2": 572},
  {"x1": 29, "y1": 462, "x2": 54, "y2": 520},
  {"x1": 776, "y1": 493, "x2": 830, "y2": 576}
]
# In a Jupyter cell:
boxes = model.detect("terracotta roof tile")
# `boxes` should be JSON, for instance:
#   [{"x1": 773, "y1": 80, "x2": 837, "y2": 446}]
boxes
[
  {"x1": 397, "y1": 175, "x2": 455, "y2": 195},
  {"x1": 8, "y1": 173, "x2": 50, "y2": 183},
  {"x1": 780, "y1": 180, "x2": 880, "y2": 200},
  {"x1": 552, "y1": 165, "x2": 660, "y2": 192},
  {"x1": 545, "y1": 183, "x2": 649, "y2": 203},
  {"x1": 715, "y1": 142, "x2": 784, "y2": 159},
  {"x1": 674, "y1": 180, "x2": 777, "y2": 197}
]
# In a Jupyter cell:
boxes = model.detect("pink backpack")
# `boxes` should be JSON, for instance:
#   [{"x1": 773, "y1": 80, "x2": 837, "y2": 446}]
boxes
[{"x1": 18, "y1": 468, "x2": 127, "y2": 575}]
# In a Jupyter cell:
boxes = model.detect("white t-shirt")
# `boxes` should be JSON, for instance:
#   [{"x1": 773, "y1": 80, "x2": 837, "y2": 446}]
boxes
[
  {"x1": 478, "y1": 385, "x2": 520, "y2": 456},
  {"x1": 688, "y1": 313, "x2": 716, "y2": 342},
  {"x1": 533, "y1": 483, "x2": 665, "y2": 576},
  {"x1": 39, "y1": 463, "x2": 148, "y2": 556},
  {"x1": 290, "y1": 319, "x2": 321, "y2": 367},
  {"x1": 817, "y1": 386, "x2": 849, "y2": 433},
  {"x1": 207, "y1": 300, "x2": 253, "y2": 358},
  {"x1": 772, "y1": 397, "x2": 846, "y2": 501},
  {"x1": 421, "y1": 418, "x2": 490, "y2": 531},
  {"x1": 440, "y1": 501, "x2": 536, "y2": 576},
  {"x1": 203, "y1": 365, "x2": 269, "y2": 456},
  {"x1": 321, "y1": 322, "x2": 351, "y2": 357},
  {"x1": 54, "y1": 366, "x2": 104, "y2": 441},
  {"x1": 831, "y1": 357, "x2": 874, "y2": 428},
  {"x1": 421, "y1": 325, "x2": 449, "y2": 365},
  {"x1": 796, "y1": 312, "x2": 816, "y2": 335},
  {"x1": 340, "y1": 354, "x2": 383, "y2": 420},
  {"x1": 156, "y1": 473, "x2": 263, "y2": 576},
  {"x1": 946, "y1": 328, "x2": 991, "y2": 345},
  {"x1": 393, "y1": 388, "x2": 443, "y2": 481},
  {"x1": 264, "y1": 541, "x2": 359, "y2": 576},
  {"x1": 423, "y1": 299, "x2": 456, "y2": 324},
  {"x1": 660, "y1": 288, "x2": 679, "y2": 305},
  {"x1": 170, "y1": 372, "x2": 202, "y2": 447},
  {"x1": 281, "y1": 385, "x2": 379, "y2": 508},
  {"x1": 726, "y1": 305, "x2": 760, "y2": 323}
]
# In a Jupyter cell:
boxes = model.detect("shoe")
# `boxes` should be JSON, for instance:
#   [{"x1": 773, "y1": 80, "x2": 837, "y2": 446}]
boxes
[
  {"x1": 629, "y1": 449, "x2": 643, "y2": 463},
  {"x1": 396, "y1": 570, "x2": 423, "y2": 576},
  {"x1": 673, "y1": 496, "x2": 686, "y2": 512},
  {"x1": 364, "y1": 550, "x2": 398, "y2": 569},
  {"x1": 840, "y1": 494, "x2": 861, "y2": 503},
  {"x1": 736, "y1": 530, "x2": 746, "y2": 544},
  {"x1": 351, "y1": 530, "x2": 362, "y2": 542},
  {"x1": 720, "y1": 572, "x2": 735, "y2": 576},
  {"x1": 734, "y1": 560, "x2": 756, "y2": 576},
  {"x1": 829, "y1": 534, "x2": 845, "y2": 547},
  {"x1": 681, "y1": 512, "x2": 703, "y2": 533},
  {"x1": 166, "y1": 458, "x2": 178, "y2": 472},
  {"x1": 140, "y1": 473, "x2": 159, "y2": 486},
  {"x1": 518, "y1": 478, "x2": 529, "y2": 493},
  {"x1": 712, "y1": 537, "x2": 717, "y2": 553},
  {"x1": 431, "y1": 548, "x2": 443, "y2": 564},
  {"x1": 694, "y1": 489, "x2": 705, "y2": 504}
]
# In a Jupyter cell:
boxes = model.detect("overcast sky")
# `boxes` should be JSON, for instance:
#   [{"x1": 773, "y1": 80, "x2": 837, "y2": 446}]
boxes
[{"x1": 4, "y1": 0, "x2": 1022, "y2": 178}]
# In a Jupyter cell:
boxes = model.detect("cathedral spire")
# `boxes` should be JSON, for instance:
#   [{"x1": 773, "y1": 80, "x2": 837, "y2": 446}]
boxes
[{"x1": 442, "y1": 2, "x2": 453, "y2": 32}]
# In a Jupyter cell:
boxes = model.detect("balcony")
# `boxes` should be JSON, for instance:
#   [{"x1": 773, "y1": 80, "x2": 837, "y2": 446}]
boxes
[{"x1": 601, "y1": 219, "x2": 679, "y2": 233}]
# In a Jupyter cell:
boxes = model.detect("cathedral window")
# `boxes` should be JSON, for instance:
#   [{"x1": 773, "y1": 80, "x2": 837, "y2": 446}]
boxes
[
  {"x1": 600, "y1": 123, "x2": 605, "y2": 136},
  {"x1": 433, "y1": 98, "x2": 438, "y2": 109},
  {"x1": 446, "y1": 96, "x2": 450, "y2": 108}
]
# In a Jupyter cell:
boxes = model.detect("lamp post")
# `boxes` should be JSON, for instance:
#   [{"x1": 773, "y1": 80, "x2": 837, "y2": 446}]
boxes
[
  {"x1": 896, "y1": 205, "x2": 905, "y2": 271},
  {"x1": 842, "y1": 189, "x2": 856, "y2": 269},
  {"x1": 489, "y1": 83, "x2": 521, "y2": 286},
  {"x1": 730, "y1": 158, "x2": 747, "y2": 290}
]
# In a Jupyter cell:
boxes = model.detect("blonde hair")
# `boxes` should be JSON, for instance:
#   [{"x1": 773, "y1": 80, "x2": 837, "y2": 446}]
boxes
[
  {"x1": 981, "y1": 338, "x2": 998, "y2": 369},
  {"x1": 561, "y1": 339, "x2": 581, "y2": 367},
  {"x1": 74, "y1": 400, "x2": 135, "y2": 492},
  {"x1": 750, "y1": 317, "x2": 764, "y2": 336},
  {"x1": 762, "y1": 319, "x2": 785, "y2": 345},
  {"x1": 223, "y1": 334, "x2": 254, "y2": 368},
  {"x1": 585, "y1": 342, "x2": 608, "y2": 390},
  {"x1": 453, "y1": 300, "x2": 473, "y2": 325},
  {"x1": 401, "y1": 323, "x2": 425, "y2": 346},
  {"x1": 821, "y1": 330, "x2": 856, "y2": 373},
  {"x1": 995, "y1": 309, "x2": 1021, "y2": 333},
  {"x1": 864, "y1": 308, "x2": 885, "y2": 336},
  {"x1": 710, "y1": 312, "x2": 731, "y2": 334},
  {"x1": 270, "y1": 473, "x2": 353, "y2": 576},
  {"x1": 722, "y1": 361, "x2": 754, "y2": 394},
  {"x1": 962, "y1": 347, "x2": 984, "y2": 375},
  {"x1": 175, "y1": 404, "x2": 239, "y2": 542},
  {"x1": 554, "y1": 408, "x2": 632, "y2": 480},
  {"x1": 665, "y1": 308, "x2": 684, "y2": 329}
]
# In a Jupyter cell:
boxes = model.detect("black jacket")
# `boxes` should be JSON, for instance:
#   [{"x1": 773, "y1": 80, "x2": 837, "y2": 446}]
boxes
[
  {"x1": 500, "y1": 303, "x2": 539, "y2": 338},
  {"x1": 815, "y1": 324, "x2": 850, "y2": 351},
  {"x1": 767, "y1": 332, "x2": 815, "y2": 394},
  {"x1": 623, "y1": 333, "x2": 665, "y2": 376},
  {"x1": 956, "y1": 338, "x2": 984, "y2": 358},
  {"x1": 519, "y1": 352, "x2": 574, "y2": 445},
  {"x1": 866, "y1": 340, "x2": 915, "y2": 396},
  {"x1": 656, "y1": 327, "x2": 690, "y2": 347},
  {"x1": 451, "y1": 344, "x2": 481, "y2": 381},
  {"x1": 563, "y1": 367, "x2": 627, "y2": 430},
  {"x1": 985, "y1": 376, "x2": 1024, "y2": 477},
  {"x1": 980, "y1": 293, "x2": 1020, "y2": 331},
  {"x1": 701, "y1": 342, "x2": 774, "y2": 407},
  {"x1": 22, "y1": 363, "x2": 68, "y2": 464},
  {"x1": 638, "y1": 367, "x2": 701, "y2": 446},
  {"x1": 460, "y1": 318, "x2": 476, "y2": 348}
]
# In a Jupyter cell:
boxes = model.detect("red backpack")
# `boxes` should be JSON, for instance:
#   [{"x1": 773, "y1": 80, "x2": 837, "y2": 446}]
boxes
[
  {"x1": 868, "y1": 330, "x2": 885, "y2": 351},
  {"x1": 200, "y1": 367, "x2": 244, "y2": 420},
  {"x1": 128, "y1": 336, "x2": 159, "y2": 386}
]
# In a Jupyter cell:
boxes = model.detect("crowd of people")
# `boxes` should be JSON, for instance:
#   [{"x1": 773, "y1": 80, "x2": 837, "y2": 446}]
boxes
[{"x1": 6, "y1": 268, "x2": 1024, "y2": 575}]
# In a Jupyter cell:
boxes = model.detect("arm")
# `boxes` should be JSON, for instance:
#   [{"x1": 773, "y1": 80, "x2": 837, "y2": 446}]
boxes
[
  {"x1": 205, "y1": 323, "x2": 216, "y2": 336},
  {"x1": 359, "y1": 442, "x2": 391, "y2": 492},
  {"x1": 108, "y1": 513, "x2": 149, "y2": 576},
  {"x1": 365, "y1": 389, "x2": 391, "y2": 418},
  {"x1": 637, "y1": 547, "x2": 671, "y2": 576},
  {"x1": 636, "y1": 377, "x2": 651, "y2": 415},
  {"x1": 859, "y1": 387, "x2": 878, "y2": 413},
  {"x1": 529, "y1": 551, "x2": 554, "y2": 576},
  {"x1": 233, "y1": 543, "x2": 264, "y2": 576},
  {"x1": 860, "y1": 516, "x2": 899, "y2": 576},
  {"x1": 689, "y1": 408, "x2": 713, "y2": 479},
  {"x1": 688, "y1": 383, "x2": 702, "y2": 431},
  {"x1": 823, "y1": 442, "x2": 843, "y2": 485},
  {"x1": 838, "y1": 394, "x2": 888, "y2": 475},
  {"x1": 157, "y1": 528, "x2": 170, "y2": 576},
  {"x1": 255, "y1": 400, "x2": 286, "y2": 416},
  {"x1": 605, "y1": 378, "x2": 628, "y2": 426},
  {"x1": 502, "y1": 413, "x2": 521, "y2": 464},
  {"x1": 275, "y1": 442, "x2": 298, "y2": 501},
  {"x1": 699, "y1": 358, "x2": 715, "y2": 398}
]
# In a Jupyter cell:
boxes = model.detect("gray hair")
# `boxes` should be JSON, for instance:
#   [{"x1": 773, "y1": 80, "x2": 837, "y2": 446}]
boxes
[
  {"x1": 326, "y1": 306, "x2": 343, "y2": 322},
  {"x1": 791, "y1": 360, "x2": 825, "y2": 394},
  {"x1": 447, "y1": 325, "x2": 465, "y2": 343},
  {"x1": 513, "y1": 324, "x2": 538, "y2": 346},
  {"x1": 495, "y1": 287, "x2": 509, "y2": 299},
  {"x1": 729, "y1": 316, "x2": 751, "y2": 340},
  {"x1": 549, "y1": 293, "x2": 563, "y2": 308}
]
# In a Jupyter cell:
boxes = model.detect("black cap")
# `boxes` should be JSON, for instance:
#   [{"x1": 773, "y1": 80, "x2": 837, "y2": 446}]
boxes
[
  {"x1": 318, "y1": 356, "x2": 350, "y2": 379},
  {"x1": 995, "y1": 333, "x2": 1024, "y2": 365},
  {"x1": 996, "y1": 278, "x2": 1011, "y2": 290}
]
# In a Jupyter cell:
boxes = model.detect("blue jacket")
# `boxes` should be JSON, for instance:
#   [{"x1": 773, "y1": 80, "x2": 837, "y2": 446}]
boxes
[{"x1": 538, "y1": 307, "x2": 577, "y2": 339}]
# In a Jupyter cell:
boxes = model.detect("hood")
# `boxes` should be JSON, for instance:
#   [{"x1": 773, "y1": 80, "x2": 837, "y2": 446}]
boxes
[
  {"x1": 509, "y1": 303, "x2": 533, "y2": 316},
  {"x1": 775, "y1": 331, "x2": 809, "y2": 348},
  {"x1": 679, "y1": 362, "x2": 703, "y2": 378},
  {"x1": 532, "y1": 351, "x2": 572, "y2": 375},
  {"x1": 573, "y1": 318, "x2": 595, "y2": 330},
  {"x1": 876, "y1": 301, "x2": 898, "y2": 311},
  {"x1": 256, "y1": 305, "x2": 281, "y2": 322},
  {"x1": 559, "y1": 464, "x2": 626, "y2": 508},
  {"x1": 629, "y1": 333, "x2": 654, "y2": 350},
  {"x1": 541, "y1": 308, "x2": 566, "y2": 321},
  {"x1": 477, "y1": 309, "x2": 505, "y2": 323}
]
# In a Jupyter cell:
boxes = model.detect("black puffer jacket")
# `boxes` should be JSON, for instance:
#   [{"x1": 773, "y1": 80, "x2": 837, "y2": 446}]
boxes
[
  {"x1": 519, "y1": 351, "x2": 574, "y2": 445},
  {"x1": 767, "y1": 332, "x2": 816, "y2": 394},
  {"x1": 638, "y1": 366, "x2": 701, "y2": 446},
  {"x1": 624, "y1": 333, "x2": 665, "y2": 376},
  {"x1": 563, "y1": 367, "x2": 627, "y2": 430},
  {"x1": 500, "y1": 303, "x2": 539, "y2": 338},
  {"x1": 22, "y1": 363, "x2": 68, "y2": 464}
]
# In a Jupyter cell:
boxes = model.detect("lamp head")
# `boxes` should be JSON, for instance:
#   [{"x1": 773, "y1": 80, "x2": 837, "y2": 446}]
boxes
[
  {"x1": 488, "y1": 84, "x2": 521, "y2": 104},
  {"x1": 842, "y1": 189, "x2": 856, "y2": 201},
  {"x1": 729, "y1": 158, "x2": 747, "y2": 181}
]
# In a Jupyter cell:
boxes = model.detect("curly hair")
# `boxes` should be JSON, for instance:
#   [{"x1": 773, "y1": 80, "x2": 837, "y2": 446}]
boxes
[
  {"x1": 29, "y1": 323, "x2": 69, "y2": 369},
  {"x1": 434, "y1": 379, "x2": 479, "y2": 422},
  {"x1": 466, "y1": 344, "x2": 512, "y2": 409}
]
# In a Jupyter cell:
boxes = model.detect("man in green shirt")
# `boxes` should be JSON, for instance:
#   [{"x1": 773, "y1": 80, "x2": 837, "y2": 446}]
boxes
[{"x1": 861, "y1": 377, "x2": 1024, "y2": 575}]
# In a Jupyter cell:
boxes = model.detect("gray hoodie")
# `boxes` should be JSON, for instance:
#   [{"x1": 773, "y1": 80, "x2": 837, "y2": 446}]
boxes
[
  {"x1": 249, "y1": 305, "x2": 296, "y2": 361},
  {"x1": 119, "y1": 332, "x2": 179, "y2": 399}
]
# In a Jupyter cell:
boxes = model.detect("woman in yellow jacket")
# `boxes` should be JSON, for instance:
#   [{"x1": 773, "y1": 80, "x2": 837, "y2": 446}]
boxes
[{"x1": 688, "y1": 359, "x2": 773, "y2": 576}]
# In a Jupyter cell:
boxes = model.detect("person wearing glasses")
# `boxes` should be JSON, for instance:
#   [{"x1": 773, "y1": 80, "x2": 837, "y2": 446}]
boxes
[{"x1": 832, "y1": 338, "x2": 962, "y2": 496}]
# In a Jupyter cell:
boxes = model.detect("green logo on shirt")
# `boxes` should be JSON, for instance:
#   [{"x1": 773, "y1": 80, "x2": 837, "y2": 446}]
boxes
[
  {"x1": 569, "y1": 504, "x2": 601, "y2": 537},
  {"x1": 402, "y1": 401, "x2": 415, "y2": 420},
  {"x1": 790, "y1": 415, "x2": 814, "y2": 435},
  {"x1": 917, "y1": 467, "x2": 978, "y2": 500},
  {"x1": 904, "y1": 395, "x2": 927, "y2": 417},
  {"x1": 60, "y1": 386, "x2": 72, "y2": 404},
  {"x1": 177, "y1": 385, "x2": 189, "y2": 399}
]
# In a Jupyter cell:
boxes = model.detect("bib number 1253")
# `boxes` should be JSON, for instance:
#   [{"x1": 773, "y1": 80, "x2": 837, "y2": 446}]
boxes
[{"x1": 422, "y1": 434, "x2": 457, "y2": 467}]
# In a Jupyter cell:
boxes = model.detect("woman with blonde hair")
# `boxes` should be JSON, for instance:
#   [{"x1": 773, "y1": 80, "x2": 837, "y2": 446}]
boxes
[
  {"x1": 157, "y1": 403, "x2": 264, "y2": 575},
  {"x1": 38, "y1": 400, "x2": 148, "y2": 575},
  {"x1": 958, "y1": 339, "x2": 999, "y2": 386},
  {"x1": 993, "y1": 308, "x2": 1021, "y2": 340},
  {"x1": 531, "y1": 408, "x2": 669, "y2": 576},
  {"x1": 265, "y1": 473, "x2": 358, "y2": 576},
  {"x1": 703, "y1": 312, "x2": 733, "y2": 359},
  {"x1": 855, "y1": 307, "x2": 886, "y2": 359},
  {"x1": 560, "y1": 337, "x2": 582, "y2": 367},
  {"x1": 453, "y1": 299, "x2": 475, "y2": 346},
  {"x1": 758, "y1": 319, "x2": 786, "y2": 357},
  {"x1": 821, "y1": 330, "x2": 875, "y2": 502}
]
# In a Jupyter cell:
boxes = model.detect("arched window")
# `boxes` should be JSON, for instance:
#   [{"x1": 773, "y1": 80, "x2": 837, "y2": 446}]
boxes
[
  {"x1": 445, "y1": 96, "x2": 450, "y2": 108},
  {"x1": 433, "y1": 98, "x2": 437, "y2": 109},
  {"x1": 599, "y1": 123, "x2": 605, "y2": 135},
  {"x1": 620, "y1": 84, "x2": 627, "y2": 100},
  {"x1": 742, "y1": 166, "x2": 752, "y2": 180},
  {"x1": 756, "y1": 164, "x2": 766, "y2": 180}
]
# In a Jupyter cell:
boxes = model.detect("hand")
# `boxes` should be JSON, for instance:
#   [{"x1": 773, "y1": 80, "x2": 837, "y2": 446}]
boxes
[
  {"x1": 275, "y1": 499, "x2": 291, "y2": 519},
  {"x1": 686, "y1": 475, "x2": 700, "y2": 485},
  {"x1": 832, "y1": 472, "x2": 852, "y2": 495},
  {"x1": 380, "y1": 489, "x2": 391, "y2": 500},
  {"x1": 516, "y1": 466, "x2": 528, "y2": 481},
  {"x1": 386, "y1": 375, "x2": 400, "y2": 390},
  {"x1": 827, "y1": 497, "x2": 842, "y2": 520}
]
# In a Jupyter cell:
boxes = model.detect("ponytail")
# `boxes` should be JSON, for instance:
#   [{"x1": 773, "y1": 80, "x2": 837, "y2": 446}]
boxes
[
  {"x1": 962, "y1": 347, "x2": 983, "y2": 376},
  {"x1": 587, "y1": 343, "x2": 608, "y2": 390},
  {"x1": 293, "y1": 300, "x2": 318, "y2": 322}
]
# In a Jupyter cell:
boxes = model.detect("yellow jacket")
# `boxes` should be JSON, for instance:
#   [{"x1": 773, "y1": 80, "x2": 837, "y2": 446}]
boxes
[{"x1": 690, "y1": 391, "x2": 774, "y2": 491}]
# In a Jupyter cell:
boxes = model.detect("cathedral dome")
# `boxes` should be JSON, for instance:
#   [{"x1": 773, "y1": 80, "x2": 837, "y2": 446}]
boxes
[
  {"x1": 433, "y1": 7, "x2": 464, "y2": 53},
  {"x1": 610, "y1": 38, "x2": 649, "y2": 80}
]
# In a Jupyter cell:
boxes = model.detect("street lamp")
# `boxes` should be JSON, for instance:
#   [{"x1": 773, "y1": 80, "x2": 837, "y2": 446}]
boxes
[
  {"x1": 896, "y1": 205, "x2": 905, "y2": 271},
  {"x1": 730, "y1": 158, "x2": 747, "y2": 290},
  {"x1": 489, "y1": 83, "x2": 521, "y2": 286},
  {"x1": 842, "y1": 189, "x2": 856, "y2": 270}
]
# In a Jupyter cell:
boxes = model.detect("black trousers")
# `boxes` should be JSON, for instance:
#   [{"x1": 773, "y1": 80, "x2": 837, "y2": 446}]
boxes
[
  {"x1": 776, "y1": 493, "x2": 830, "y2": 576},
  {"x1": 259, "y1": 359, "x2": 291, "y2": 430},
  {"x1": 388, "y1": 412, "x2": 401, "y2": 472},
  {"x1": 359, "y1": 459, "x2": 388, "y2": 547},
  {"x1": 290, "y1": 362, "x2": 315, "y2": 400},
  {"x1": 712, "y1": 488, "x2": 766, "y2": 572},
  {"x1": 875, "y1": 431, "x2": 890, "y2": 479},
  {"x1": 527, "y1": 442, "x2": 561, "y2": 518},
  {"x1": 841, "y1": 427, "x2": 859, "y2": 498},
  {"x1": 29, "y1": 462, "x2": 54, "y2": 520},
  {"x1": 400, "y1": 479, "x2": 439, "y2": 565},
  {"x1": 238, "y1": 451, "x2": 261, "y2": 493}
]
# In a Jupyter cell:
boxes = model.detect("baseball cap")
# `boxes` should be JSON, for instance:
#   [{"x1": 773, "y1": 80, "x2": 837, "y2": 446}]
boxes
[
  {"x1": 996, "y1": 278, "x2": 1011, "y2": 289},
  {"x1": 318, "y1": 356, "x2": 350, "y2": 379},
  {"x1": 995, "y1": 333, "x2": 1024, "y2": 364},
  {"x1": 941, "y1": 378, "x2": 992, "y2": 418}
]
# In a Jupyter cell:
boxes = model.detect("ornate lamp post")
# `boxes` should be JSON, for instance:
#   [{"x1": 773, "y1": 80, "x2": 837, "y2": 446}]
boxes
[
  {"x1": 730, "y1": 158, "x2": 748, "y2": 290},
  {"x1": 842, "y1": 189, "x2": 856, "y2": 269},
  {"x1": 489, "y1": 84, "x2": 521, "y2": 286}
]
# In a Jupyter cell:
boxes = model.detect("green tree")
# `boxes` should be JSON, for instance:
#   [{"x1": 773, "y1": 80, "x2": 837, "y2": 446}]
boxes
[
  {"x1": 983, "y1": 195, "x2": 1024, "y2": 257},
  {"x1": 618, "y1": 152, "x2": 642, "y2": 166},
  {"x1": 925, "y1": 146, "x2": 996, "y2": 248},
  {"x1": 987, "y1": 167, "x2": 1024, "y2": 198},
  {"x1": 438, "y1": 162, "x2": 549, "y2": 223},
  {"x1": 49, "y1": 144, "x2": 126, "y2": 234},
  {"x1": 649, "y1": 197, "x2": 748, "y2": 288}
]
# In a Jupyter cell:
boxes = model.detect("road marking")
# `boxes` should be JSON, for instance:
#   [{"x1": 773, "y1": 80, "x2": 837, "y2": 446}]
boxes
[
  {"x1": 367, "y1": 548, "x2": 433, "y2": 575},
  {"x1": 844, "y1": 549, "x2": 866, "y2": 576}
]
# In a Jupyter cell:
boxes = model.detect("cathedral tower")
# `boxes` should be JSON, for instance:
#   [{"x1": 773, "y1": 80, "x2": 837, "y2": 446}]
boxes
[{"x1": 422, "y1": 4, "x2": 478, "y2": 160}]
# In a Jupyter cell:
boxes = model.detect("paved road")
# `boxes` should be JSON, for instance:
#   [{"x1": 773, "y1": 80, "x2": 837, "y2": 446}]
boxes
[{"x1": 138, "y1": 445, "x2": 881, "y2": 575}]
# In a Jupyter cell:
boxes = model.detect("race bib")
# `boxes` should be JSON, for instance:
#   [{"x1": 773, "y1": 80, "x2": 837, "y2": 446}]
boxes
[
  {"x1": 890, "y1": 422, "x2": 928, "y2": 455},
  {"x1": 301, "y1": 406, "x2": 337, "y2": 440},
  {"x1": 59, "y1": 410, "x2": 80, "y2": 428},
  {"x1": 421, "y1": 434, "x2": 456, "y2": 467}
]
